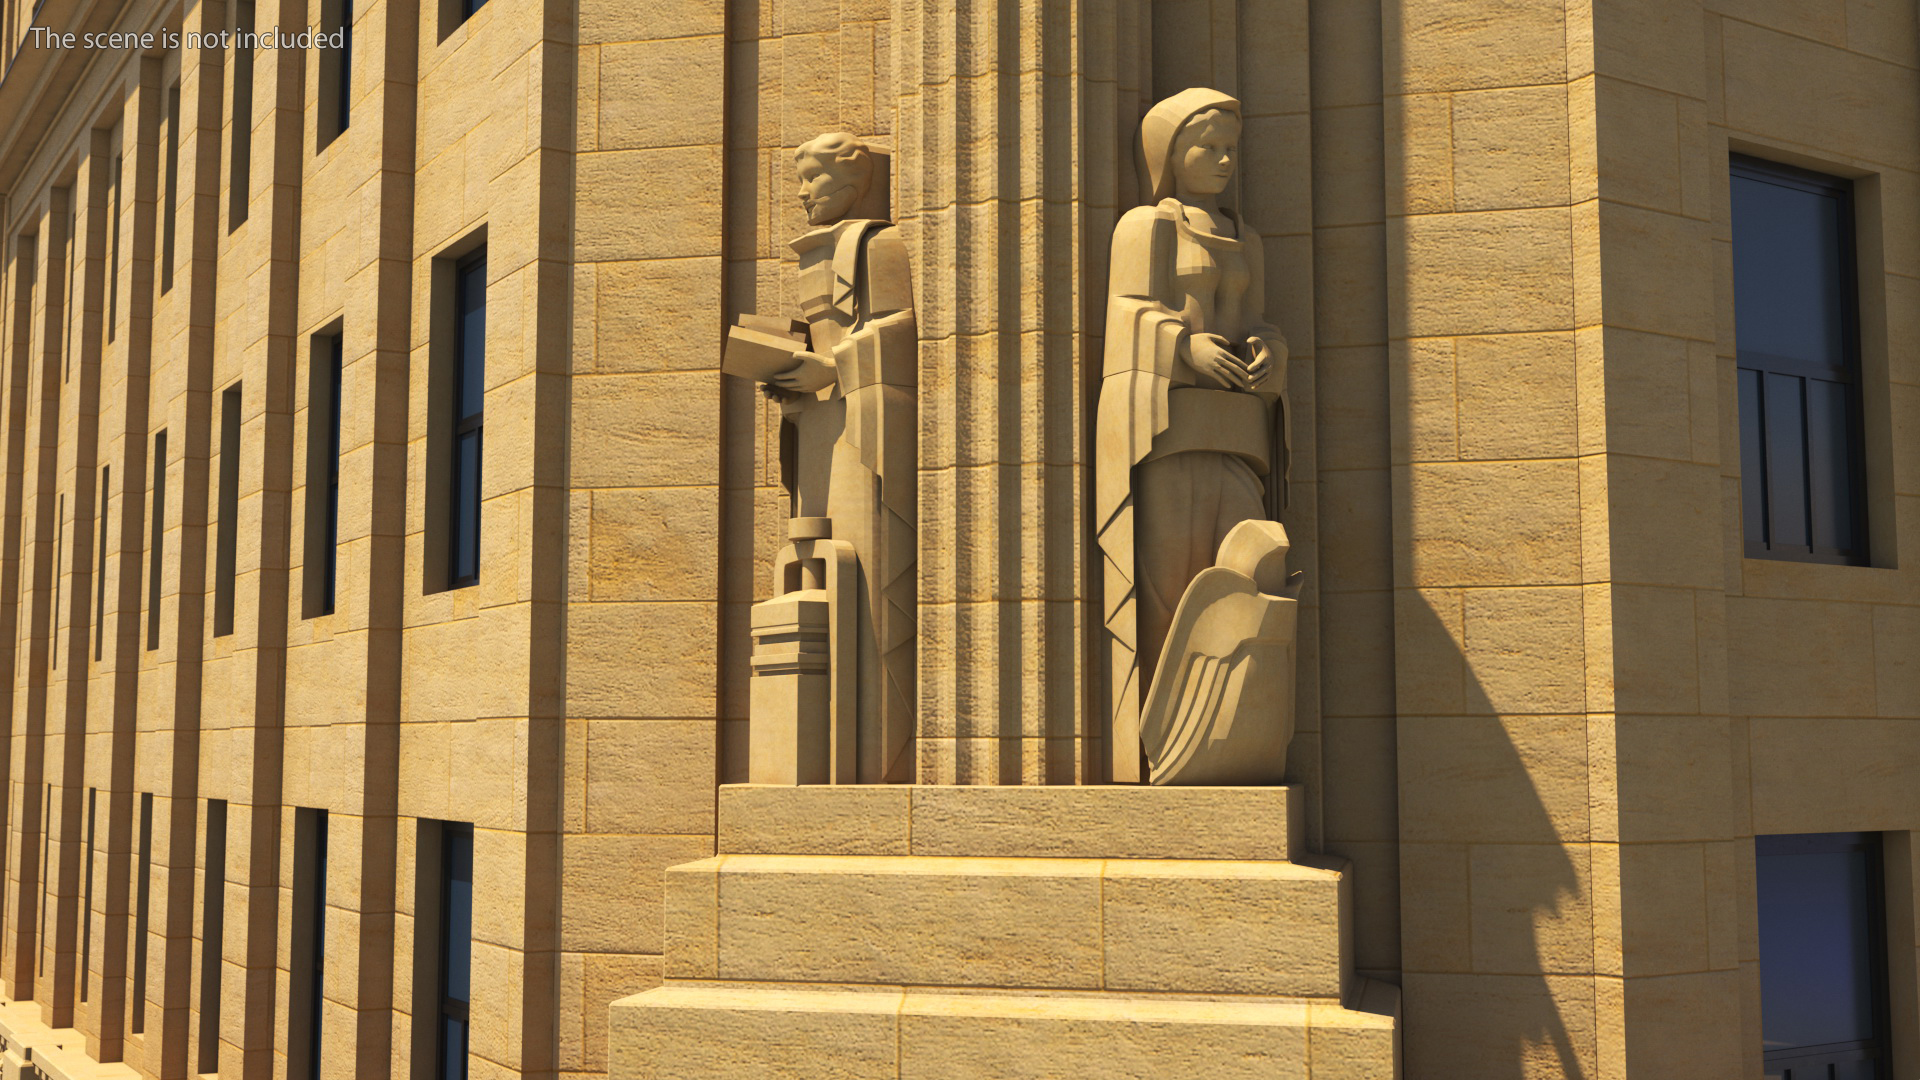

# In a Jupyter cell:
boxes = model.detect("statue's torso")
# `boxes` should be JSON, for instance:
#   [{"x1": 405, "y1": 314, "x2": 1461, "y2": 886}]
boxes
[{"x1": 1171, "y1": 206, "x2": 1254, "y2": 357}]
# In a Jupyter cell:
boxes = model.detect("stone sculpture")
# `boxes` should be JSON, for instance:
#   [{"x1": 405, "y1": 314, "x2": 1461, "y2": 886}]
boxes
[
  {"x1": 1097, "y1": 88, "x2": 1298, "y2": 784},
  {"x1": 728, "y1": 132, "x2": 917, "y2": 784}
]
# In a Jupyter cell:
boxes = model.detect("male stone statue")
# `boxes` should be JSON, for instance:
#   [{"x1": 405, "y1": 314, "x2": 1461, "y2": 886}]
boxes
[{"x1": 730, "y1": 133, "x2": 917, "y2": 784}]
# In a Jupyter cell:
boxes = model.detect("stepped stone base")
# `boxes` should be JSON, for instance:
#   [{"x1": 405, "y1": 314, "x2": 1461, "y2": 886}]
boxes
[
  {"x1": 610, "y1": 785, "x2": 1399, "y2": 1079},
  {"x1": 612, "y1": 983, "x2": 1400, "y2": 1080}
]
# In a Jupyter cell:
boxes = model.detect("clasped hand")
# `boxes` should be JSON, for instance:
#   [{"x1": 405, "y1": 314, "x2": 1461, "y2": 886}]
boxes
[
  {"x1": 762, "y1": 350, "x2": 838, "y2": 399},
  {"x1": 1187, "y1": 333, "x2": 1280, "y2": 391}
]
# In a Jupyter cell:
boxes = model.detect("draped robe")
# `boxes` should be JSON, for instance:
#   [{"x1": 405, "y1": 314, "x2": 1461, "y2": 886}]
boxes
[
  {"x1": 1096, "y1": 198, "x2": 1288, "y2": 782},
  {"x1": 788, "y1": 218, "x2": 918, "y2": 782}
]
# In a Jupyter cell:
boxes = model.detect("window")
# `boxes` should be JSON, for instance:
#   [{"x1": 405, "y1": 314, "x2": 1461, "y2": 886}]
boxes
[
  {"x1": 61, "y1": 202, "x2": 74, "y2": 381},
  {"x1": 214, "y1": 384, "x2": 241, "y2": 636},
  {"x1": 305, "y1": 332, "x2": 342, "y2": 616},
  {"x1": 229, "y1": 1, "x2": 254, "y2": 230},
  {"x1": 94, "y1": 464, "x2": 108, "y2": 660},
  {"x1": 51, "y1": 491, "x2": 63, "y2": 669},
  {"x1": 1757, "y1": 832, "x2": 1888, "y2": 1079},
  {"x1": 437, "y1": 823, "x2": 472, "y2": 1080},
  {"x1": 161, "y1": 82, "x2": 179, "y2": 293},
  {"x1": 132, "y1": 792, "x2": 152, "y2": 1034},
  {"x1": 36, "y1": 784, "x2": 50, "y2": 979},
  {"x1": 439, "y1": 0, "x2": 488, "y2": 38},
  {"x1": 317, "y1": 0, "x2": 351, "y2": 148},
  {"x1": 449, "y1": 251, "x2": 485, "y2": 588},
  {"x1": 108, "y1": 150, "x2": 121, "y2": 340},
  {"x1": 290, "y1": 808, "x2": 327, "y2": 1080},
  {"x1": 81, "y1": 788, "x2": 95, "y2": 1003},
  {"x1": 147, "y1": 430, "x2": 166, "y2": 650},
  {"x1": 1731, "y1": 156, "x2": 1869, "y2": 565},
  {"x1": 198, "y1": 800, "x2": 227, "y2": 1074}
]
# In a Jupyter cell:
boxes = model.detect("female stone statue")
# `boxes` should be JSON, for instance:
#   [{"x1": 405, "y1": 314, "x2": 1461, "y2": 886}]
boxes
[{"x1": 1097, "y1": 88, "x2": 1292, "y2": 782}]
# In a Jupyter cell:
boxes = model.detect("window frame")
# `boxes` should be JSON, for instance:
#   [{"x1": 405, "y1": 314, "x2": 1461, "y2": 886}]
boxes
[
  {"x1": 1730, "y1": 153, "x2": 1872, "y2": 567},
  {"x1": 304, "y1": 329, "x2": 344, "y2": 617},
  {"x1": 1755, "y1": 831, "x2": 1892, "y2": 1079},
  {"x1": 213, "y1": 381, "x2": 242, "y2": 636},
  {"x1": 448, "y1": 249, "x2": 485, "y2": 590},
  {"x1": 437, "y1": 822, "x2": 472, "y2": 1080}
]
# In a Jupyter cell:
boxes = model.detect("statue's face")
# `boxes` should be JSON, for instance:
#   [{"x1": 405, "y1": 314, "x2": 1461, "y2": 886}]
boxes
[
  {"x1": 1172, "y1": 110, "x2": 1240, "y2": 198},
  {"x1": 797, "y1": 154, "x2": 864, "y2": 226}
]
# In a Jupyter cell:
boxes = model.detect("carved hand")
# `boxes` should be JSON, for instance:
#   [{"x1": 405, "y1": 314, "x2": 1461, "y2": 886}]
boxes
[
  {"x1": 1244, "y1": 335, "x2": 1287, "y2": 389},
  {"x1": 1186, "y1": 332, "x2": 1254, "y2": 391},
  {"x1": 771, "y1": 351, "x2": 838, "y2": 394}
]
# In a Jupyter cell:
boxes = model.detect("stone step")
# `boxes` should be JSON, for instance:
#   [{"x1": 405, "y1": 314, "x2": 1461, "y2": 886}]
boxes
[
  {"x1": 665, "y1": 853, "x2": 1351, "y2": 998},
  {"x1": 719, "y1": 784, "x2": 1305, "y2": 861},
  {"x1": 609, "y1": 981, "x2": 1400, "y2": 1080}
]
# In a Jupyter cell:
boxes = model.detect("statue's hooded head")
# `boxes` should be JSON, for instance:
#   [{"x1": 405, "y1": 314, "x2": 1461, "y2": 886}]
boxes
[
  {"x1": 1139, "y1": 87, "x2": 1242, "y2": 203},
  {"x1": 795, "y1": 132, "x2": 875, "y2": 226}
]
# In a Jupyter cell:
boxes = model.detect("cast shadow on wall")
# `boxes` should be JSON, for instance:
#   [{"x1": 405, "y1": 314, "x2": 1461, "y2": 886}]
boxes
[{"x1": 1397, "y1": 593, "x2": 1593, "y2": 1079}]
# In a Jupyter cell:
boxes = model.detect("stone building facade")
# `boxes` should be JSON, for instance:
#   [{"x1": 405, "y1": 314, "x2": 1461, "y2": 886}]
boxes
[{"x1": 0, "y1": 0, "x2": 1910, "y2": 1077}]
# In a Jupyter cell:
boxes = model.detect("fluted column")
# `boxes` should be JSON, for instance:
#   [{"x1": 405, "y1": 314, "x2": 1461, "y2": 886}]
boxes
[{"x1": 895, "y1": 0, "x2": 1134, "y2": 783}]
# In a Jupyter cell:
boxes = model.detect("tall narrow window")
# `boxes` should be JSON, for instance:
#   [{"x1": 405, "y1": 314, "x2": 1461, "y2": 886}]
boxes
[
  {"x1": 197, "y1": 800, "x2": 227, "y2": 1074},
  {"x1": 439, "y1": 0, "x2": 488, "y2": 38},
  {"x1": 228, "y1": 1, "x2": 255, "y2": 230},
  {"x1": 317, "y1": 0, "x2": 351, "y2": 148},
  {"x1": 81, "y1": 788, "x2": 95, "y2": 1002},
  {"x1": 290, "y1": 809, "x2": 327, "y2": 1080},
  {"x1": 62, "y1": 204, "x2": 75, "y2": 381},
  {"x1": 1757, "y1": 832, "x2": 1888, "y2": 1079},
  {"x1": 449, "y1": 251, "x2": 485, "y2": 588},
  {"x1": 437, "y1": 824, "x2": 473, "y2": 1080},
  {"x1": 1731, "y1": 156, "x2": 1869, "y2": 565},
  {"x1": 213, "y1": 383, "x2": 241, "y2": 636},
  {"x1": 36, "y1": 784, "x2": 50, "y2": 978},
  {"x1": 161, "y1": 82, "x2": 179, "y2": 294},
  {"x1": 147, "y1": 430, "x2": 166, "y2": 650},
  {"x1": 132, "y1": 792, "x2": 152, "y2": 1034},
  {"x1": 108, "y1": 152, "x2": 121, "y2": 340},
  {"x1": 94, "y1": 464, "x2": 108, "y2": 661},
  {"x1": 305, "y1": 333, "x2": 342, "y2": 617},
  {"x1": 52, "y1": 492, "x2": 64, "y2": 669},
  {"x1": 339, "y1": 0, "x2": 352, "y2": 131}
]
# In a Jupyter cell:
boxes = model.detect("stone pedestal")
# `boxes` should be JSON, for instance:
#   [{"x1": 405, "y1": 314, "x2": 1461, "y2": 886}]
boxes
[
  {"x1": 609, "y1": 787, "x2": 1400, "y2": 1078},
  {"x1": 748, "y1": 593, "x2": 834, "y2": 784}
]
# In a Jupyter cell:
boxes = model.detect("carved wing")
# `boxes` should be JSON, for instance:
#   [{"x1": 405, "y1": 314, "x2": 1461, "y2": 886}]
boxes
[{"x1": 1139, "y1": 567, "x2": 1300, "y2": 786}]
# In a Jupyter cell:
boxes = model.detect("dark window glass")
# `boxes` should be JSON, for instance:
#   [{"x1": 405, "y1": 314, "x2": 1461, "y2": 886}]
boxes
[
  {"x1": 214, "y1": 383, "x2": 241, "y2": 636},
  {"x1": 1731, "y1": 156, "x2": 1868, "y2": 565},
  {"x1": 80, "y1": 788, "x2": 95, "y2": 1002},
  {"x1": 327, "y1": 340, "x2": 342, "y2": 606},
  {"x1": 450, "y1": 251, "x2": 485, "y2": 588},
  {"x1": 306, "y1": 332, "x2": 343, "y2": 617},
  {"x1": 312, "y1": 332, "x2": 343, "y2": 611},
  {"x1": 161, "y1": 83, "x2": 179, "y2": 293},
  {"x1": 35, "y1": 784, "x2": 49, "y2": 978},
  {"x1": 229, "y1": 1, "x2": 254, "y2": 230},
  {"x1": 132, "y1": 792, "x2": 152, "y2": 1034},
  {"x1": 51, "y1": 492, "x2": 63, "y2": 669},
  {"x1": 108, "y1": 152, "x2": 121, "y2": 339},
  {"x1": 438, "y1": 823, "x2": 473, "y2": 1080},
  {"x1": 147, "y1": 430, "x2": 167, "y2": 649},
  {"x1": 291, "y1": 808, "x2": 328, "y2": 1080},
  {"x1": 62, "y1": 205, "x2": 74, "y2": 381},
  {"x1": 198, "y1": 800, "x2": 227, "y2": 1074},
  {"x1": 317, "y1": 0, "x2": 351, "y2": 148},
  {"x1": 1758, "y1": 832, "x2": 1887, "y2": 1080},
  {"x1": 94, "y1": 464, "x2": 108, "y2": 661},
  {"x1": 338, "y1": 0, "x2": 352, "y2": 132}
]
